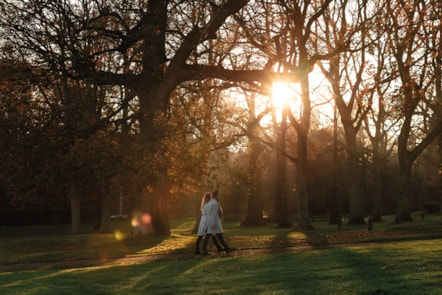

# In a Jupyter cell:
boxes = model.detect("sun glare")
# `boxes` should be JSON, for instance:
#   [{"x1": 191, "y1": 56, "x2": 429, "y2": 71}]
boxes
[{"x1": 271, "y1": 82, "x2": 299, "y2": 109}]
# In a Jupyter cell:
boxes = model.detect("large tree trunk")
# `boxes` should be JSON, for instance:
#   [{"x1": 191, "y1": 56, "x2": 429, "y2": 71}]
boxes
[
  {"x1": 339, "y1": 116, "x2": 364, "y2": 224},
  {"x1": 371, "y1": 153, "x2": 383, "y2": 221},
  {"x1": 135, "y1": 0, "x2": 170, "y2": 236},
  {"x1": 150, "y1": 180, "x2": 170, "y2": 235},
  {"x1": 436, "y1": 16, "x2": 442, "y2": 215},
  {"x1": 329, "y1": 106, "x2": 340, "y2": 224},
  {"x1": 395, "y1": 158, "x2": 413, "y2": 222},
  {"x1": 99, "y1": 188, "x2": 111, "y2": 233},
  {"x1": 395, "y1": 121, "x2": 442, "y2": 222},
  {"x1": 274, "y1": 109, "x2": 291, "y2": 227},
  {"x1": 327, "y1": 54, "x2": 365, "y2": 225},
  {"x1": 340, "y1": 120, "x2": 364, "y2": 224},
  {"x1": 437, "y1": 9, "x2": 442, "y2": 215},
  {"x1": 242, "y1": 132, "x2": 265, "y2": 226},
  {"x1": 193, "y1": 193, "x2": 201, "y2": 234},
  {"x1": 395, "y1": 96, "x2": 414, "y2": 223},
  {"x1": 439, "y1": 133, "x2": 442, "y2": 215},
  {"x1": 295, "y1": 75, "x2": 311, "y2": 229},
  {"x1": 296, "y1": 126, "x2": 311, "y2": 228},
  {"x1": 70, "y1": 184, "x2": 81, "y2": 234},
  {"x1": 137, "y1": 86, "x2": 171, "y2": 235},
  {"x1": 346, "y1": 153, "x2": 365, "y2": 224}
]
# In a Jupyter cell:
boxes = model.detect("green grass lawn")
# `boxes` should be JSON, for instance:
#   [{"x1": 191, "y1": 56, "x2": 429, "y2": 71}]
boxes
[{"x1": 1, "y1": 213, "x2": 442, "y2": 294}]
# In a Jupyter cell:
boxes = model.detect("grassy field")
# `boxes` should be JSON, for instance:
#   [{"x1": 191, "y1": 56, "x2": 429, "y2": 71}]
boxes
[{"x1": 1, "y1": 213, "x2": 442, "y2": 294}]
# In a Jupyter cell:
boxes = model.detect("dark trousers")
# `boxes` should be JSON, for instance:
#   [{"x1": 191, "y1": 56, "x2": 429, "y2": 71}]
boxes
[
  {"x1": 195, "y1": 235, "x2": 223, "y2": 252},
  {"x1": 202, "y1": 233, "x2": 229, "y2": 252},
  {"x1": 195, "y1": 236, "x2": 203, "y2": 252}
]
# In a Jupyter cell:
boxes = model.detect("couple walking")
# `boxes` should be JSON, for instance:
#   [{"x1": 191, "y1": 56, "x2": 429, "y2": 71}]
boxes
[{"x1": 195, "y1": 190, "x2": 234, "y2": 255}]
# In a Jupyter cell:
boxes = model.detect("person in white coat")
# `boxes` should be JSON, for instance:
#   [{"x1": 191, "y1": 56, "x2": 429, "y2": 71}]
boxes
[
  {"x1": 201, "y1": 190, "x2": 233, "y2": 255},
  {"x1": 194, "y1": 193, "x2": 222, "y2": 254}
]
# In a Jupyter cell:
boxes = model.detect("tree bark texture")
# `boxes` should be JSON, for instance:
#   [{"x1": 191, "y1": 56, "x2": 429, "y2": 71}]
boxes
[
  {"x1": 137, "y1": 84, "x2": 171, "y2": 235},
  {"x1": 396, "y1": 159, "x2": 413, "y2": 222},
  {"x1": 99, "y1": 188, "x2": 111, "y2": 233},
  {"x1": 70, "y1": 184, "x2": 81, "y2": 235},
  {"x1": 275, "y1": 110, "x2": 291, "y2": 227},
  {"x1": 439, "y1": 134, "x2": 442, "y2": 215},
  {"x1": 242, "y1": 135, "x2": 265, "y2": 226},
  {"x1": 295, "y1": 75, "x2": 312, "y2": 229}
]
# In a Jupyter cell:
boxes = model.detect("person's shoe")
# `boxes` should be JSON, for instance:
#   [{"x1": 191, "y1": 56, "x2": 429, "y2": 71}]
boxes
[
  {"x1": 225, "y1": 247, "x2": 234, "y2": 253},
  {"x1": 201, "y1": 250, "x2": 210, "y2": 255},
  {"x1": 194, "y1": 250, "x2": 202, "y2": 254}
]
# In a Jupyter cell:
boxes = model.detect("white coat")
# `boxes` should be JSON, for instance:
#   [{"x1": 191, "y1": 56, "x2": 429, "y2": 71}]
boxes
[
  {"x1": 197, "y1": 201, "x2": 210, "y2": 236},
  {"x1": 206, "y1": 198, "x2": 223, "y2": 235}
]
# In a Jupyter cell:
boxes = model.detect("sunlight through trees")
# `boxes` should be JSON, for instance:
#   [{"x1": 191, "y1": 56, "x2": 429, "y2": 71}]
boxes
[{"x1": 0, "y1": 0, "x2": 440, "y2": 233}]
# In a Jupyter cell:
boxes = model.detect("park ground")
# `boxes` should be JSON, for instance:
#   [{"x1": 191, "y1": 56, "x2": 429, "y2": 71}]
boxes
[{"x1": 1, "y1": 213, "x2": 442, "y2": 294}]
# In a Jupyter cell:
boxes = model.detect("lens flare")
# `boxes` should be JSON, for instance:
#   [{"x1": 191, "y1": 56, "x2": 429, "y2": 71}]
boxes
[
  {"x1": 114, "y1": 229, "x2": 124, "y2": 241},
  {"x1": 141, "y1": 213, "x2": 152, "y2": 224},
  {"x1": 130, "y1": 212, "x2": 153, "y2": 237}
]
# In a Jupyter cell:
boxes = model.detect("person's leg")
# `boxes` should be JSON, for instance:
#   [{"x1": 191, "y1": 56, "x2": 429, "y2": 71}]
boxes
[
  {"x1": 216, "y1": 233, "x2": 234, "y2": 252},
  {"x1": 201, "y1": 234, "x2": 211, "y2": 255},
  {"x1": 194, "y1": 236, "x2": 203, "y2": 254},
  {"x1": 211, "y1": 234, "x2": 224, "y2": 252}
]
